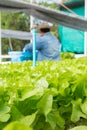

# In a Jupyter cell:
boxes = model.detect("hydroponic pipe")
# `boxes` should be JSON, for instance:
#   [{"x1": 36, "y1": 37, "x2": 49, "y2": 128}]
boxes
[{"x1": 33, "y1": 29, "x2": 36, "y2": 67}]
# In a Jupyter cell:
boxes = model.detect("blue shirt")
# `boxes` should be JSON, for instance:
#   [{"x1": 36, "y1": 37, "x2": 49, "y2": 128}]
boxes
[{"x1": 23, "y1": 32, "x2": 61, "y2": 61}]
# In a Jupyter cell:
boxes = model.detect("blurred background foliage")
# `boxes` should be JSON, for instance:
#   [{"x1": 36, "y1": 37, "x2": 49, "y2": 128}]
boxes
[{"x1": 1, "y1": 12, "x2": 30, "y2": 54}]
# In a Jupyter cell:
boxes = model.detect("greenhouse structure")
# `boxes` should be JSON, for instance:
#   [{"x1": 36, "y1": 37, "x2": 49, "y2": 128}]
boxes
[
  {"x1": 0, "y1": 0, "x2": 87, "y2": 64},
  {"x1": 59, "y1": 0, "x2": 84, "y2": 53}
]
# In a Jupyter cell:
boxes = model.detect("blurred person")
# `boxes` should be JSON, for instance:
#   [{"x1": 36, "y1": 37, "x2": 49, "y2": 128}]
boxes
[{"x1": 23, "y1": 22, "x2": 61, "y2": 61}]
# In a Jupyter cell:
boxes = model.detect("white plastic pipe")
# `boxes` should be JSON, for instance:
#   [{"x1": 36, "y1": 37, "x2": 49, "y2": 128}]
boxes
[{"x1": 30, "y1": 0, "x2": 35, "y2": 30}]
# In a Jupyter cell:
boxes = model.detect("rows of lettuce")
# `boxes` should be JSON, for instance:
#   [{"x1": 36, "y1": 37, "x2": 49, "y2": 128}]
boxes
[{"x1": 0, "y1": 57, "x2": 87, "y2": 130}]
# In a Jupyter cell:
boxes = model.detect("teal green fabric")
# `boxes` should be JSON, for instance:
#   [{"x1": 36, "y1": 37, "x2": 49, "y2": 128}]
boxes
[
  {"x1": 64, "y1": 0, "x2": 84, "y2": 5},
  {"x1": 58, "y1": 6, "x2": 84, "y2": 53}
]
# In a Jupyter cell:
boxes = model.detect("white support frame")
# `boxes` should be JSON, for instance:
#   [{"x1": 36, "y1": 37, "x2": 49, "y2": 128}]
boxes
[{"x1": 30, "y1": 0, "x2": 35, "y2": 30}]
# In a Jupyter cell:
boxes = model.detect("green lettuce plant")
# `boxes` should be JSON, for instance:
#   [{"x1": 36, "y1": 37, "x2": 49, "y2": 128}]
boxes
[{"x1": 0, "y1": 57, "x2": 87, "y2": 129}]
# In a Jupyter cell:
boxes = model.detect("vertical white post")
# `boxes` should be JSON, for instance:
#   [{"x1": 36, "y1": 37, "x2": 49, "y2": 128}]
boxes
[
  {"x1": 30, "y1": 0, "x2": 34, "y2": 43},
  {"x1": 30, "y1": 14, "x2": 34, "y2": 31},
  {"x1": 0, "y1": 12, "x2": 2, "y2": 63},
  {"x1": 30, "y1": 0, "x2": 34, "y2": 30},
  {"x1": 84, "y1": 0, "x2": 87, "y2": 56}
]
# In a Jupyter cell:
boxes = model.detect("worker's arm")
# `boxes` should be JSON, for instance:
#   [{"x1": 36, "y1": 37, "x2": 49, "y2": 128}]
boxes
[{"x1": 23, "y1": 36, "x2": 42, "y2": 52}]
